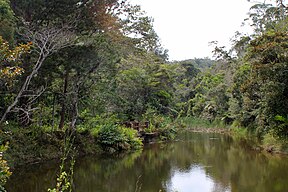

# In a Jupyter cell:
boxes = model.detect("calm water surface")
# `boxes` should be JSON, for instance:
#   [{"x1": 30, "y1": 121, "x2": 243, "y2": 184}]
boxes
[{"x1": 6, "y1": 132, "x2": 288, "y2": 192}]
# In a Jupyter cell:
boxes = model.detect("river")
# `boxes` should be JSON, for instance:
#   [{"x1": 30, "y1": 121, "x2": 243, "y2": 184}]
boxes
[{"x1": 6, "y1": 132, "x2": 288, "y2": 192}]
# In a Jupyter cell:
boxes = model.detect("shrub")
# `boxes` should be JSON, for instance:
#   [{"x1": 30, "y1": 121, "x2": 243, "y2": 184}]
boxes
[
  {"x1": 142, "y1": 109, "x2": 178, "y2": 141},
  {"x1": 97, "y1": 124, "x2": 142, "y2": 152},
  {"x1": 121, "y1": 128, "x2": 143, "y2": 150},
  {"x1": 159, "y1": 125, "x2": 177, "y2": 140},
  {"x1": 262, "y1": 132, "x2": 282, "y2": 152}
]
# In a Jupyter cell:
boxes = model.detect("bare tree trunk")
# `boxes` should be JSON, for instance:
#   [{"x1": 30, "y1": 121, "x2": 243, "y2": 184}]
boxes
[
  {"x1": 70, "y1": 95, "x2": 78, "y2": 131},
  {"x1": 0, "y1": 52, "x2": 47, "y2": 123},
  {"x1": 0, "y1": 23, "x2": 76, "y2": 125},
  {"x1": 70, "y1": 81, "x2": 80, "y2": 131}
]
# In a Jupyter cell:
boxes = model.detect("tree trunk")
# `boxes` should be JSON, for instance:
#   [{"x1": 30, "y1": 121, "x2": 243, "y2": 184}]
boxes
[
  {"x1": 0, "y1": 52, "x2": 47, "y2": 124},
  {"x1": 70, "y1": 80, "x2": 80, "y2": 131},
  {"x1": 0, "y1": 23, "x2": 76, "y2": 125}
]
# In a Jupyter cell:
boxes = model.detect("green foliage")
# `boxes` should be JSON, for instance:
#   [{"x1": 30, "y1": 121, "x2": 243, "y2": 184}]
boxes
[
  {"x1": 239, "y1": 30, "x2": 288, "y2": 136},
  {"x1": 0, "y1": 125, "x2": 64, "y2": 167},
  {"x1": 231, "y1": 127, "x2": 249, "y2": 140},
  {"x1": 97, "y1": 124, "x2": 122, "y2": 148},
  {"x1": 1, "y1": 0, "x2": 288, "y2": 187},
  {"x1": 178, "y1": 58, "x2": 215, "y2": 71},
  {"x1": 121, "y1": 127, "x2": 143, "y2": 149},
  {"x1": 47, "y1": 170, "x2": 72, "y2": 192},
  {"x1": 185, "y1": 2, "x2": 288, "y2": 144},
  {"x1": 274, "y1": 115, "x2": 288, "y2": 138},
  {"x1": 262, "y1": 132, "x2": 283, "y2": 152},
  {"x1": 189, "y1": 72, "x2": 229, "y2": 121},
  {"x1": 77, "y1": 114, "x2": 144, "y2": 152},
  {"x1": 247, "y1": 3, "x2": 286, "y2": 34},
  {"x1": 114, "y1": 52, "x2": 187, "y2": 118},
  {"x1": 141, "y1": 109, "x2": 177, "y2": 140},
  {"x1": 97, "y1": 123, "x2": 143, "y2": 152},
  {"x1": 0, "y1": 143, "x2": 11, "y2": 192},
  {"x1": 77, "y1": 113, "x2": 119, "y2": 133},
  {"x1": 0, "y1": 0, "x2": 15, "y2": 43},
  {"x1": 177, "y1": 117, "x2": 228, "y2": 130},
  {"x1": 158, "y1": 125, "x2": 177, "y2": 141},
  {"x1": 275, "y1": 115, "x2": 288, "y2": 123}
]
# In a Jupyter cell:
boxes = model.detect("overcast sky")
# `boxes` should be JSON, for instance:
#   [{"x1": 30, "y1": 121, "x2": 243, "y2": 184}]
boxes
[{"x1": 129, "y1": 0, "x2": 257, "y2": 61}]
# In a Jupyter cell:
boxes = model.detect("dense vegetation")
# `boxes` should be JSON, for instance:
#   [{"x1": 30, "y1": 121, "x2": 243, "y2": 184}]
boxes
[
  {"x1": 0, "y1": 0, "x2": 178, "y2": 189},
  {"x1": 0, "y1": 0, "x2": 287, "y2": 190},
  {"x1": 194, "y1": 1, "x2": 288, "y2": 143}
]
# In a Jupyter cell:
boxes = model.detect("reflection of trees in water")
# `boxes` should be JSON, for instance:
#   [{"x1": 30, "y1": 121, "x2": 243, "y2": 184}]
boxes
[
  {"x1": 170, "y1": 133, "x2": 288, "y2": 192},
  {"x1": 74, "y1": 145, "x2": 173, "y2": 192},
  {"x1": 6, "y1": 133, "x2": 288, "y2": 192},
  {"x1": 162, "y1": 133, "x2": 232, "y2": 191},
  {"x1": 6, "y1": 160, "x2": 59, "y2": 192}
]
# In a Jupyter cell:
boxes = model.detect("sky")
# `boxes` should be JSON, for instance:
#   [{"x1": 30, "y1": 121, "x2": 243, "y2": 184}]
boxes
[{"x1": 129, "y1": 0, "x2": 257, "y2": 61}]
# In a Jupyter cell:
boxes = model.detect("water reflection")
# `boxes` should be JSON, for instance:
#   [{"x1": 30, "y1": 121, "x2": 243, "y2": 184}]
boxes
[
  {"x1": 167, "y1": 166, "x2": 216, "y2": 192},
  {"x1": 6, "y1": 132, "x2": 288, "y2": 192}
]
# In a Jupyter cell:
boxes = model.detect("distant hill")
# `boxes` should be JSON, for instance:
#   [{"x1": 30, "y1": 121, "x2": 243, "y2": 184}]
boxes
[{"x1": 175, "y1": 57, "x2": 215, "y2": 71}]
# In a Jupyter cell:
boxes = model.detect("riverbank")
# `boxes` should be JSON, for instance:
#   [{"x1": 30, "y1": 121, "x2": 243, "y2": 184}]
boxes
[
  {"x1": 184, "y1": 128, "x2": 287, "y2": 155},
  {"x1": 184, "y1": 127, "x2": 229, "y2": 134},
  {"x1": 1, "y1": 128, "x2": 100, "y2": 168},
  {"x1": 176, "y1": 117, "x2": 288, "y2": 155},
  {"x1": 1, "y1": 118, "x2": 287, "y2": 192},
  {"x1": 6, "y1": 131, "x2": 288, "y2": 192},
  {"x1": 0, "y1": 119, "x2": 177, "y2": 168},
  {"x1": 2, "y1": 116, "x2": 287, "y2": 168}
]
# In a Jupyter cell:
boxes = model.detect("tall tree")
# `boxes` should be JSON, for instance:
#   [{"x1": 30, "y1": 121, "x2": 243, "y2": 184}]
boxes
[{"x1": 0, "y1": 0, "x2": 15, "y2": 43}]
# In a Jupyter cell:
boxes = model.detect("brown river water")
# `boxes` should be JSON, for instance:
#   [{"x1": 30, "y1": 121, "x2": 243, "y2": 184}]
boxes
[{"x1": 6, "y1": 132, "x2": 288, "y2": 192}]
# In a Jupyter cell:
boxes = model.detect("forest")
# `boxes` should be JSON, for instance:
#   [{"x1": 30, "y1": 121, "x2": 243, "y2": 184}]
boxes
[{"x1": 0, "y1": 0, "x2": 287, "y2": 191}]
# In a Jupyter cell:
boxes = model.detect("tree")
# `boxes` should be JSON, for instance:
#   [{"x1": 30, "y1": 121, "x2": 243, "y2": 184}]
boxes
[
  {"x1": 241, "y1": 29, "x2": 288, "y2": 135},
  {"x1": 0, "y1": 21, "x2": 77, "y2": 124},
  {"x1": 0, "y1": 36, "x2": 31, "y2": 122},
  {"x1": 1, "y1": 0, "x2": 119, "y2": 125},
  {"x1": 0, "y1": 0, "x2": 15, "y2": 43}
]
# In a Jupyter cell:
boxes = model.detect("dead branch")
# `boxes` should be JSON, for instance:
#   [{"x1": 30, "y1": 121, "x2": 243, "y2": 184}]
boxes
[{"x1": 0, "y1": 21, "x2": 77, "y2": 124}]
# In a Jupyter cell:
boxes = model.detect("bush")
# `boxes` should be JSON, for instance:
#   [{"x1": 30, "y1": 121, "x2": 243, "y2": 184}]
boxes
[
  {"x1": 97, "y1": 124, "x2": 142, "y2": 152},
  {"x1": 142, "y1": 109, "x2": 178, "y2": 141},
  {"x1": 262, "y1": 132, "x2": 282, "y2": 152},
  {"x1": 159, "y1": 125, "x2": 177, "y2": 140},
  {"x1": 77, "y1": 113, "x2": 119, "y2": 134},
  {"x1": 121, "y1": 128, "x2": 143, "y2": 150}
]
